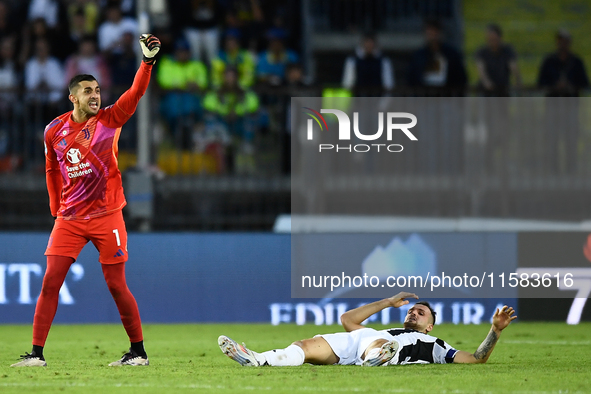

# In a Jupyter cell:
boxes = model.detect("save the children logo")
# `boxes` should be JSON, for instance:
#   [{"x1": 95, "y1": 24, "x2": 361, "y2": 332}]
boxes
[
  {"x1": 304, "y1": 107, "x2": 417, "y2": 153},
  {"x1": 65, "y1": 148, "x2": 93, "y2": 179},
  {"x1": 66, "y1": 148, "x2": 82, "y2": 164}
]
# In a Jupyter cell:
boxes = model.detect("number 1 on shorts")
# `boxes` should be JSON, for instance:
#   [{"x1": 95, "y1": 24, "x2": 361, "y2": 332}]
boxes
[{"x1": 113, "y1": 229, "x2": 121, "y2": 246}]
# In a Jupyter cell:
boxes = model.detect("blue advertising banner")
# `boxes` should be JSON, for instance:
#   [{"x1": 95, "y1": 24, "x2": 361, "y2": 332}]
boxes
[
  {"x1": 291, "y1": 232, "x2": 518, "y2": 298},
  {"x1": 1, "y1": 233, "x2": 519, "y2": 325},
  {"x1": 0, "y1": 233, "x2": 292, "y2": 324}
]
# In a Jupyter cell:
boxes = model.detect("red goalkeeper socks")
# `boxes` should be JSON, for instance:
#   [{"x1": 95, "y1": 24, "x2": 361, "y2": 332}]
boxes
[
  {"x1": 101, "y1": 262, "x2": 144, "y2": 343},
  {"x1": 33, "y1": 255, "x2": 74, "y2": 347}
]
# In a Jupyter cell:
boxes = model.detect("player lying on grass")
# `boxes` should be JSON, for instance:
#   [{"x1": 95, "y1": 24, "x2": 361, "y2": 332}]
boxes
[
  {"x1": 11, "y1": 34, "x2": 161, "y2": 367},
  {"x1": 219, "y1": 292, "x2": 516, "y2": 366}
]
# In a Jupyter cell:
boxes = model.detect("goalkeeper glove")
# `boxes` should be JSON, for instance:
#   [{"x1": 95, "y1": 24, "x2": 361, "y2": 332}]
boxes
[{"x1": 139, "y1": 34, "x2": 161, "y2": 65}]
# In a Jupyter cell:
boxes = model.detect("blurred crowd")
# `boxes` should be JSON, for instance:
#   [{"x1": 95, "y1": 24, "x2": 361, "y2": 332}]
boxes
[
  {"x1": 341, "y1": 20, "x2": 589, "y2": 97},
  {"x1": 0, "y1": 0, "x2": 302, "y2": 174},
  {"x1": 0, "y1": 0, "x2": 589, "y2": 175}
]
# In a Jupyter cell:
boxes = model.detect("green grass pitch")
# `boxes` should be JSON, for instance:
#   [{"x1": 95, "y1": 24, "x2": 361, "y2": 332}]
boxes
[{"x1": 0, "y1": 322, "x2": 590, "y2": 393}]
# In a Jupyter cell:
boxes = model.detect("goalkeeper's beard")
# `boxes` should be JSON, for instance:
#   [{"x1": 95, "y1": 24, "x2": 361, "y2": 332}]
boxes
[{"x1": 82, "y1": 100, "x2": 100, "y2": 116}]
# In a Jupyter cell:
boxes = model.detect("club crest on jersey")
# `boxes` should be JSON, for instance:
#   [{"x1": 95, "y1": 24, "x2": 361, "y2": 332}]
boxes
[{"x1": 66, "y1": 148, "x2": 82, "y2": 164}]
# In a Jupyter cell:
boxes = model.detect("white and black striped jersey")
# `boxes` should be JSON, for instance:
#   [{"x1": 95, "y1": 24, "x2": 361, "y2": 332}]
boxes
[{"x1": 382, "y1": 328, "x2": 458, "y2": 365}]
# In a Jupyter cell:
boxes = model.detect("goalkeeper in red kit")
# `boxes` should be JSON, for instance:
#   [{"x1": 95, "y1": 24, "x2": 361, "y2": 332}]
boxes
[{"x1": 11, "y1": 35, "x2": 161, "y2": 367}]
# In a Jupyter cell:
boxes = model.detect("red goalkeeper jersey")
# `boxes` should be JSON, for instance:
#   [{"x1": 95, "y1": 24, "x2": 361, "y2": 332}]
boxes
[{"x1": 44, "y1": 62, "x2": 153, "y2": 220}]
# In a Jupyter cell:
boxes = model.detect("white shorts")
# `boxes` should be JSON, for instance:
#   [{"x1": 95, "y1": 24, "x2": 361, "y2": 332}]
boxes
[{"x1": 316, "y1": 328, "x2": 394, "y2": 365}]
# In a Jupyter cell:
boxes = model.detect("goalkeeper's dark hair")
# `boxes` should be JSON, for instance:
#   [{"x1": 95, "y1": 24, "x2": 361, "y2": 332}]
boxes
[
  {"x1": 416, "y1": 301, "x2": 436, "y2": 325},
  {"x1": 68, "y1": 74, "x2": 97, "y2": 94}
]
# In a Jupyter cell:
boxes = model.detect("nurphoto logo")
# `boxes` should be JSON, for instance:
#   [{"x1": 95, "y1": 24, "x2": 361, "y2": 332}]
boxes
[{"x1": 303, "y1": 108, "x2": 417, "y2": 153}]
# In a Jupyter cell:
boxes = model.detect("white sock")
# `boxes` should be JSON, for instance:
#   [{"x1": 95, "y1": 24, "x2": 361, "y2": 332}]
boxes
[{"x1": 260, "y1": 345, "x2": 305, "y2": 366}]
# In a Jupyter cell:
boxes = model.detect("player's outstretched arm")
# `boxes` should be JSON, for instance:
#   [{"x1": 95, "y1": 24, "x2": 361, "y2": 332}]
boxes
[
  {"x1": 453, "y1": 305, "x2": 517, "y2": 364},
  {"x1": 139, "y1": 34, "x2": 161, "y2": 65},
  {"x1": 340, "y1": 292, "x2": 419, "y2": 332},
  {"x1": 103, "y1": 34, "x2": 161, "y2": 128}
]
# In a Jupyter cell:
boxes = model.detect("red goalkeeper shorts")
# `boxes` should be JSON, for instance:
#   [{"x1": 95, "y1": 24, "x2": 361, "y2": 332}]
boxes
[{"x1": 45, "y1": 210, "x2": 128, "y2": 264}]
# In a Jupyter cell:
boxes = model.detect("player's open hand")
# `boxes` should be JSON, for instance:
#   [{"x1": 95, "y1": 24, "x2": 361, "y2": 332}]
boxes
[
  {"x1": 492, "y1": 305, "x2": 517, "y2": 331},
  {"x1": 139, "y1": 34, "x2": 161, "y2": 65},
  {"x1": 388, "y1": 292, "x2": 419, "y2": 308}
]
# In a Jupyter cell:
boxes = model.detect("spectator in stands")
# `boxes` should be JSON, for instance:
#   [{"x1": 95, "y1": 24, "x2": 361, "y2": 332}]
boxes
[
  {"x1": 0, "y1": 36, "x2": 19, "y2": 104},
  {"x1": 407, "y1": 19, "x2": 467, "y2": 95},
  {"x1": 475, "y1": 24, "x2": 521, "y2": 174},
  {"x1": 98, "y1": 0, "x2": 135, "y2": 17},
  {"x1": 265, "y1": 13, "x2": 290, "y2": 52},
  {"x1": 66, "y1": 0, "x2": 100, "y2": 39},
  {"x1": 256, "y1": 31, "x2": 298, "y2": 86},
  {"x1": 203, "y1": 67, "x2": 259, "y2": 174},
  {"x1": 108, "y1": 30, "x2": 138, "y2": 150},
  {"x1": 408, "y1": 19, "x2": 466, "y2": 175},
  {"x1": 27, "y1": 0, "x2": 73, "y2": 60},
  {"x1": 225, "y1": 0, "x2": 265, "y2": 53},
  {"x1": 538, "y1": 29, "x2": 589, "y2": 175},
  {"x1": 67, "y1": 6, "x2": 92, "y2": 45},
  {"x1": 538, "y1": 29, "x2": 589, "y2": 97},
  {"x1": 284, "y1": 62, "x2": 313, "y2": 93},
  {"x1": 177, "y1": 0, "x2": 224, "y2": 65},
  {"x1": 26, "y1": 0, "x2": 66, "y2": 30},
  {"x1": 24, "y1": 38, "x2": 64, "y2": 164},
  {"x1": 109, "y1": 30, "x2": 137, "y2": 98},
  {"x1": 157, "y1": 38, "x2": 208, "y2": 150},
  {"x1": 24, "y1": 38, "x2": 64, "y2": 105},
  {"x1": 0, "y1": 0, "x2": 18, "y2": 39},
  {"x1": 97, "y1": 3, "x2": 138, "y2": 57},
  {"x1": 0, "y1": 35, "x2": 21, "y2": 171},
  {"x1": 19, "y1": 17, "x2": 72, "y2": 66},
  {"x1": 211, "y1": 30, "x2": 255, "y2": 89},
  {"x1": 151, "y1": 27, "x2": 175, "y2": 58},
  {"x1": 475, "y1": 24, "x2": 521, "y2": 97},
  {"x1": 281, "y1": 63, "x2": 315, "y2": 175},
  {"x1": 64, "y1": 35, "x2": 111, "y2": 102},
  {"x1": 341, "y1": 32, "x2": 394, "y2": 96}
]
